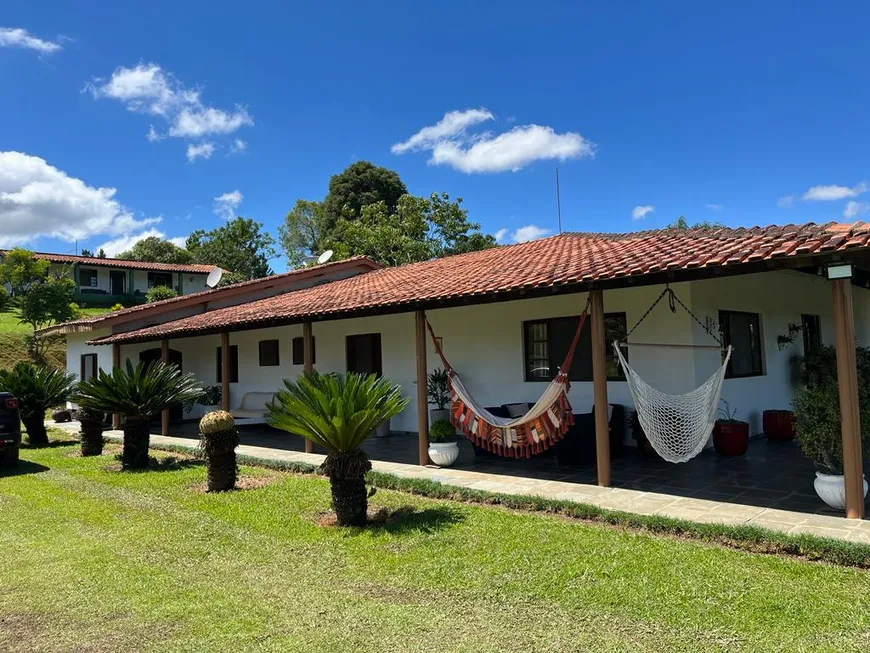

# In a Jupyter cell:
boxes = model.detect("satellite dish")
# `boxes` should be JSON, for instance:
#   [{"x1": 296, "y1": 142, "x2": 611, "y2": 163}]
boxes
[
  {"x1": 316, "y1": 249, "x2": 334, "y2": 265},
  {"x1": 206, "y1": 267, "x2": 224, "y2": 288}
]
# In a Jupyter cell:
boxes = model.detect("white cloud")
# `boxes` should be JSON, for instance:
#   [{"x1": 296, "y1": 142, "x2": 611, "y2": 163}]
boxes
[
  {"x1": 777, "y1": 195, "x2": 795, "y2": 208},
  {"x1": 802, "y1": 182, "x2": 867, "y2": 201},
  {"x1": 631, "y1": 205, "x2": 655, "y2": 220},
  {"x1": 511, "y1": 225, "x2": 551, "y2": 243},
  {"x1": 229, "y1": 138, "x2": 247, "y2": 154},
  {"x1": 844, "y1": 201, "x2": 870, "y2": 219},
  {"x1": 391, "y1": 108, "x2": 493, "y2": 154},
  {"x1": 0, "y1": 27, "x2": 61, "y2": 54},
  {"x1": 0, "y1": 151, "x2": 160, "y2": 248},
  {"x1": 87, "y1": 62, "x2": 253, "y2": 159},
  {"x1": 186, "y1": 142, "x2": 215, "y2": 162},
  {"x1": 494, "y1": 228, "x2": 508, "y2": 243},
  {"x1": 705, "y1": 203, "x2": 724, "y2": 211},
  {"x1": 98, "y1": 228, "x2": 187, "y2": 258},
  {"x1": 213, "y1": 190, "x2": 243, "y2": 220},
  {"x1": 392, "y1": 108, "x2": 595, "y2": 173}
]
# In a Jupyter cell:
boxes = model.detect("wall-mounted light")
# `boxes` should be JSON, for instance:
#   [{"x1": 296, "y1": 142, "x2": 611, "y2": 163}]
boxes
[{"x1": 826, "y1": 264, "x2": 853, "y2": 280}]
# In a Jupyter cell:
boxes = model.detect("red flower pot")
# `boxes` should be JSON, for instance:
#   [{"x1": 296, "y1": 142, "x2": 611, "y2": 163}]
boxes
[
  {"x1": 762, "y1": 410, "x2": 795, "y2": 442},
  {"x1": 713, "y1": 420, "x2": 749, "y2": 457}
]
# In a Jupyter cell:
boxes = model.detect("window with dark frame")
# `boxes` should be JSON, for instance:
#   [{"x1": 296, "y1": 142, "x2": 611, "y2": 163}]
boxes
[
  {"x1": 802, "y1": 314, "x2": 822, "y2": 354},
  {"x1": 292, "y1": 336, "x2": 316, "y2": 365},
  {"x1": 346, "y1": 333, "x2": 383, "y2": 377},
  {"x1": 80, "y1": 353, "x2": 98, "y2": 381},
  {"x1": 215, "y1": 345, "x2": 239, "y2": 383},
  {"x1": 522, "y1": 313, "x2": 627, "y2": 382},
  {"x1": 719, "y1": 310, "x2": 764, "y2": 378},
  {"x1": 79, "y1": 268, "x2": 98, "y2": 287},
  {"x1": 258, "y1": 339, "x2": 280, "y2": 367},
  {"x1": 147, "y1": 271, "x2": 174, "y2": 289}
]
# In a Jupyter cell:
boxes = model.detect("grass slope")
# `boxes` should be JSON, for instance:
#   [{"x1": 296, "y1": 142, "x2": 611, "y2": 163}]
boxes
[
  {"x1": 0, "y1": 307, "x2": 109, "y2": 370},
  {"x1": 1, "y1": 439, "x2": 869, "y2": 652}
]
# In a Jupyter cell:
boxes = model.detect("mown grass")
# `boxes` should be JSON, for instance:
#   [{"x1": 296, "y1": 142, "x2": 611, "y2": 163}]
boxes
[
  {"x1": 0, "y1": 307, "x2": 109, "y2": 370},
  {"x1": 2, "y1": 437, "x2": 869, "y2": 652}
]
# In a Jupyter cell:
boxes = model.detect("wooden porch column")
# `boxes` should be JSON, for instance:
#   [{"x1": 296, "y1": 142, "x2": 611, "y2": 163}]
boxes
[
  {"x1": 161, "y1": 339, "x2": 170, "y2": 436},
  {"x1": 221, "y1": 332, "x2": 230, "y2": 412},
  {"x1": 590, "y1": 289, "x2": 611, "y2": 487},
  {"x1": 303, "y1": 322, "x2": 314, "y2": 454},
  {"x1": 832, "y1": 279, "x2": 865, "y2": 519},
  {"x1": 415, "y1": 310, "x2": 430, "y2": 466},
  {"x1": 112, "y1": 343, "x2": 121, "y2": 429}
]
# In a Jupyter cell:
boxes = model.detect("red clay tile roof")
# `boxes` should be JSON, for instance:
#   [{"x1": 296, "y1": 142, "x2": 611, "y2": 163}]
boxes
[
  {"x1": 0, "y1": 250, "x2": 216, "y2": 273},
  {"x1": 39, "y1": 256, "x2": 381, "y2": 335},
  {"x1": 91, "y1": 221, "x2": 870, "y2": 345}
]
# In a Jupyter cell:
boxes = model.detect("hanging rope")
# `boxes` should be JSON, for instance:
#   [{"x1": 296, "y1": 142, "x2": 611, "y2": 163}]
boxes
[{"x1": 621, "y1": 285, "x2": 722, "y2": 347}]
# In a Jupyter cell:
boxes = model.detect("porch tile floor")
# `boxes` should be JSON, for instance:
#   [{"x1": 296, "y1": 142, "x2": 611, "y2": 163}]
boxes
[{"x1": 50, "y1": 420, "x2": 870, "y2": 542}]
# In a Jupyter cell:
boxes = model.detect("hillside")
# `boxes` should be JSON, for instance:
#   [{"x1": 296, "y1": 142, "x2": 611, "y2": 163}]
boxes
[{"x1": 0, "y1": 308, "x2": 109, "y2": 370}]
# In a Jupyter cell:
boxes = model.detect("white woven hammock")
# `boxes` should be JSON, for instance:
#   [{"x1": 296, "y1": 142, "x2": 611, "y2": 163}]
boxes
[{"x1": 613, "y1": 343, "x2": 732, "y2": 463}]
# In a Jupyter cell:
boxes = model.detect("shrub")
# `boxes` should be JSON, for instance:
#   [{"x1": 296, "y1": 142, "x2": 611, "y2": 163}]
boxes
[
  {"x1": 145, "y1": 285, "x2": 178, "y2": 303},
  {"x1": 267, "y1": 371, "x2": 408, "y2": 526},
  {"x1": 110, "y1": 303, "x2": 125, "y2": 312},
  {"x1": 429, "y1": 418, "x2": 456, "y2": 442},
  {"x1": 792, "y1": 345, "x2": 870, "y2": 474},
  {"x1": 0, "y1": 362, "x2": 77, "y2": 446},
  {"x1": 0, "y1": 287, "x2": 8, "y2": 312}
]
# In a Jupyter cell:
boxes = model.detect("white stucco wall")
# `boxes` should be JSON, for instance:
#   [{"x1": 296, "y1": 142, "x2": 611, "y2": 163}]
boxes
[{"x1": 76, "y1": 270, "x2": 870, "y2": 439}]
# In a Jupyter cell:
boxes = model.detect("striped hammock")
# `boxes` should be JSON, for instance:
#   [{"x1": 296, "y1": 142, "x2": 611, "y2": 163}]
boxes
[{"x1": 426, "y1": 310, "x2": 588, "y2": 458}]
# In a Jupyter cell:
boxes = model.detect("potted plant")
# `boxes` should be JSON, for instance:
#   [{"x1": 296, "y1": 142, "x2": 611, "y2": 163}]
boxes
[
  {"x1": 0, "y1": 362, "x2": 77, "y2": 447},
  {"x1": 185, "y1": 384, "x2": 222, "y2": 417},
  {"x1": 428, "y1": 418, "x2": 459, "y2": 467},
  {"x1": 793, "y1": 347, "x2": 870, "y2": 508},
  {"x1": 267, "y1": 371, "x2": 409, "y2": 526},
  {"x1": 427, "y1": 368, "x2": 451, "y2": 424},
  {"x1": 74, "y1": 361, "x2": 203, "y2": 470},
  {"x1": 78, "y1": 407, "x2": 105, "y2": 456},
  {"x1": 713, "y1": 400, "x2": 749, "y2": 456},
  {"x1": 762, "y1": 409, "x2": 796, "y2": 442}
]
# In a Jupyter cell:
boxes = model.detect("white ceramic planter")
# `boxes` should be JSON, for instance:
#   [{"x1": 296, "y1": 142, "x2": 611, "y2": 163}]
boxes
[
  {"x1": 813, "y1": 472, "x2": 869, "y2": 509},
  {"x1": 428, "y1": 441, "x2": 459, "y2": 467}
]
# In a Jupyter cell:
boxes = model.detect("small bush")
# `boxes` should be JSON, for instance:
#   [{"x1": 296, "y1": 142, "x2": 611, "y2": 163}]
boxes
[
  {"x1": 0, "y1": 287, "x2": 8, "y2": 312},
  {"x1": 429, "y1": 418, "x2": 455, "y2": 442},
  {"x1": 145, "y1": 286, "x2": 178, "y2": 303},
  {"x1": 110, "y1": 303, "x2": 125, "y2": 312}
]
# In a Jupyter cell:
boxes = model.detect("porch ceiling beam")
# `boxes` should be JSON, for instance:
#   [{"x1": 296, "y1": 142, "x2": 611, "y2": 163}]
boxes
[
  {"x1": 90, "y1": 249, "x2": 870, "y2": 347},
  {"x1": 832, "y1": 279, "x2": 865, "y2": 519},
  {"x1": 590, "y1": 290, "x2": 611, "y2": 487},
  {"x1": 415, "y1": 310, "x2": 430, "y2": 466},
  {"x1": 161, "y1": 339, "x2": 170, "y2": 437}
]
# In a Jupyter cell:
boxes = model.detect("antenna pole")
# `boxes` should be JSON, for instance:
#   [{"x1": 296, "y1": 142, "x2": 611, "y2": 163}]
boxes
[{"x1": 555, "y1": 168, "x2": 562, "y2": 234}]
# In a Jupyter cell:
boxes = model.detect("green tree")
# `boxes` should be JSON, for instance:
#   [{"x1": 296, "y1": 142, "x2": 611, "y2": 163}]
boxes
[
  {"x1": 669, "y1": 216, "x2": 724, "y2": 229},
  {"x1": 267, "y1": 371, "x2": 409, "y2": 526},
  {"x1": 80, "y1": 248, "x2": 94, "y2": 257},
  {"x1": 278, "y1": 199, "x2": 330, "y2": 268},
  {"x1": 118, "y1": 236, "x2": 194, "y2": 264},
  {"x1": 0, "y1": 248, "x2": 50, "y2": 297},
  {"x1": 97, "y1": 249, "x2": 107, "y2": 258},
  {"x1": 322, "y1": 161, "x2": 408, "y2": 230},
  {"x1": 17, "y1": 275, "x2": 78, "y2": 364},
  {"x1": 186, "y1": 217, "x2": 276, "y2": 280},
  {"x1": 328, "y1": 193, "x2": 496, "y2": 267}
]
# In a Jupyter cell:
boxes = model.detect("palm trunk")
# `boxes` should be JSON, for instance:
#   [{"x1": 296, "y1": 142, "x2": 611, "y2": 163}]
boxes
[
  {"x1": 22, "y1": 416, "x2": 48, "y2": 447},
  {"x1": 79, "y1": 418, "x2": 105, "y2": 457},
  {"x1": 122, "y1": 417, "x2": 150, "y2": 470},
  {"x1": 201, "y1": 429, "x2": 239, "y2": 492},
  {"x1": 323, "y1": 449, "x2": 372, "y2": 526}
]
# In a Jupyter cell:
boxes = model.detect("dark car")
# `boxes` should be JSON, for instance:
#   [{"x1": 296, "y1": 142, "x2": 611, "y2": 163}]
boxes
[{"x1": 0, "y1": 391, "x2": 21, "y2": 468}]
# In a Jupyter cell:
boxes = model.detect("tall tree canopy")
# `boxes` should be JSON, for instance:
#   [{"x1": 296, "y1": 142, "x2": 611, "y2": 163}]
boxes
[
  {"x1": 669, "y1": 216, "x2": 724, "y2": 229},
  {"x1": 280, "y1": 162, "x2": 495, "y2": 268},
  {"x1": 186, "y1": 217, "x2": 276, "y2": 280},
  {"x1": 118, "y1": 237, "x2": 193, "y2": 264},
  {"x1": 323, "y1": 161, "x2": 408, "y2": 228},
  {"x1": 0, "y1": 248, "x2": 50, "y2": 297},
  {"x1": 328, "y1": 193, "x2": 496, "y2": 267}
]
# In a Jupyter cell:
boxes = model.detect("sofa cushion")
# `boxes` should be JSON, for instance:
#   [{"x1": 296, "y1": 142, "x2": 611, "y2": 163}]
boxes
[{"x1": 503, "y1": 402, "x2": 531, "y2": 418}]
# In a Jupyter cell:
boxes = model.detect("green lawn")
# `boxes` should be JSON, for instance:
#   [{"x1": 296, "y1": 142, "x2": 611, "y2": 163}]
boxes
[
  {"x1": 2, "y1": 439, "x2": 869, "y2": 652},
  {"x1": 0, "y1": 307, "x2": 109, "y2": 336}
]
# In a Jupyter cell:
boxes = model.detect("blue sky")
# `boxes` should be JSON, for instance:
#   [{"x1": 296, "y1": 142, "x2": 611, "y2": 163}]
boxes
[{"x1": 2, "y1": 1, "x2": 869, "y2": 272}]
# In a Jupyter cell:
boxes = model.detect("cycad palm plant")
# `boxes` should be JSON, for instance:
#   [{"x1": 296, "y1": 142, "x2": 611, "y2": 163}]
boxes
[
  {"x1": 267, "y1": 371, "x2": 409, "y2": 526},
  {"x1": 74, "y1": 360, "x2": 203, "y2": 469},
  {"x1": 0, "y1": 363, "x2": 77, "y2": 446}
]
